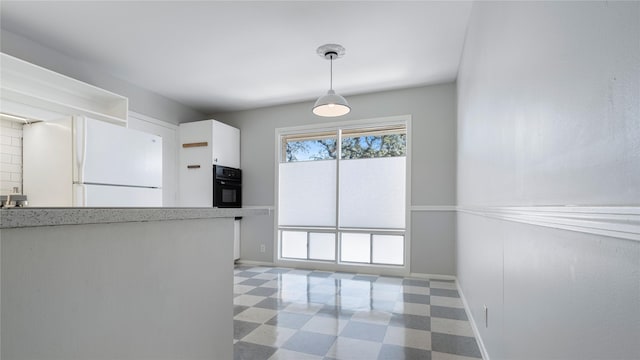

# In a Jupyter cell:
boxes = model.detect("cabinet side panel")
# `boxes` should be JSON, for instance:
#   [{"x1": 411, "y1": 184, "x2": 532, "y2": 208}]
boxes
[
  {"x1": 1, "y1": 219, "x2": 234, "y2": 359},
  {"x1": 179, "y1": 121, "x2": 214, "y2": 206},
  {"x1": 23, "y1": 118, "x2": 73, "y2": 206}
]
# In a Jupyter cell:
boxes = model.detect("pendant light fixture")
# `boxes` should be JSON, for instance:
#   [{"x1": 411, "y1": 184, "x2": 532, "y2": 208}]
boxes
[{"x1": 313, "y1": 44, "x2": 351, "y2": 117}]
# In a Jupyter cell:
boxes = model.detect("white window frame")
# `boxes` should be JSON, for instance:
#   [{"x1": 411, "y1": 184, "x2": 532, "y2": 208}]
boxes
[{"x1": 273, "y1": 115, "x2": 412, "y2": 276}]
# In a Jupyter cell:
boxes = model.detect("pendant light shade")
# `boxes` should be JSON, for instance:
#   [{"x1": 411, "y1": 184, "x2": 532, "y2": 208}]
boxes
[
  {"x1": 313, "y1": 44, "x2": 350, "y2": 117},
  {"x1": 313, "y1": 89, "x2": 351, "y2": 117}
]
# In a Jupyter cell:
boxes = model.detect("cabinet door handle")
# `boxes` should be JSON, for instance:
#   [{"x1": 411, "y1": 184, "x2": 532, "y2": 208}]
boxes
[
  {"x1": 187, "y1": 165, "x2": 201, "y2": 169},
  {"x1": 183, "y1": 142, "x2": 208, "y2": 148}
]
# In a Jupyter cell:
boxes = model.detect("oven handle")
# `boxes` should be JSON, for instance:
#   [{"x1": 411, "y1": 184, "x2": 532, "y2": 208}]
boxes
[{"x1": 217, "y1": 180, "x2": 241, "y2": 186}]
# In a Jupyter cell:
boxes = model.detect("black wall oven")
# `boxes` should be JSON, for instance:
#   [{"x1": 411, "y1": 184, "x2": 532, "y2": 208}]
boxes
[{"x1": 213, "y1": 165, "x2": 242, "y2": 208}]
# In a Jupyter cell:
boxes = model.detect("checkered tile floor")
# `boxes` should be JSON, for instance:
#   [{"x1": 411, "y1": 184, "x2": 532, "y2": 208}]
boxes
[{"x1": 234, "y1": 265, "x2": 482, "y2": 360}]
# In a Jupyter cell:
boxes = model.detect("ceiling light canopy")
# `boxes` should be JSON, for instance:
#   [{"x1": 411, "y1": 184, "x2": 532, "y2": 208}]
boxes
[{"x1": 313, "y1": 44, "x2": 350, "y2": 117}]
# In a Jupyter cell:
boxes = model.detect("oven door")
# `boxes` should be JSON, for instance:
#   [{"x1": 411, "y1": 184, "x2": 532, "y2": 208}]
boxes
[{"x1": 213, "y1": 180, "x2": 241, "y2": 208}]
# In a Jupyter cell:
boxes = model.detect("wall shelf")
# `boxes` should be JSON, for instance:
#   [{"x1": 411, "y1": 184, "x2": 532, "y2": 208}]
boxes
[{"x1": 0, "y1": 53, "x2": 128, "y2": 125}]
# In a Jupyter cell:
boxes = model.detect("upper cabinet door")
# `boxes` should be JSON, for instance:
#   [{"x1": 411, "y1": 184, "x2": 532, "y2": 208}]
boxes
[{"x1": 210, "y1": 121, "x2": 240, "y2": 169}]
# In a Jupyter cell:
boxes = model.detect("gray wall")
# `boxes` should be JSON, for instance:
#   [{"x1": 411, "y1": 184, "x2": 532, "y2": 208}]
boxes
[
  {"x1": 214, "y1": 83, "x2": 457, "y2": 275},
  {"x1": 0, "y1": 30, "x2": 206, "y2": 125},
  {"x1": 457, "y1": 1, "x2": 640, "y2": 359}
]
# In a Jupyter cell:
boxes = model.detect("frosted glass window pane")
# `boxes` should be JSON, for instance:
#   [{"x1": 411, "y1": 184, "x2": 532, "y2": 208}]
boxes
[
  {"x1": 339, "y1": 157, "x2": 406, "y2": 228},
  {"x1": 281, "y1": 231, "x2": 307, "y2": 259},
  {"x1": 309, "y1": 233, "x2": 335, "y2": 261},
  {"x1": 340, "y1": 233, "x2": 371, "y2": 263},
  {"x1": 372, "y1": 235, "x2": 404, "y2": 265},
  {"x1": 279, "y1": 161, "x2": 336, "y2": 226}
]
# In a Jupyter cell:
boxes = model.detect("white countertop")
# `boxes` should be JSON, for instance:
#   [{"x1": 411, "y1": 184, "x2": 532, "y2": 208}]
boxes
[{"x1": 0, "y1": 207, "x2": 271, "y2": 229}]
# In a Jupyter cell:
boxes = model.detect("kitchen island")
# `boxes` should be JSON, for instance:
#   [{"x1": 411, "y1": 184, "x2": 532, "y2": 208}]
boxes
[{"x1": 0, "y1": 207, "x2": 268, "y2": 360}]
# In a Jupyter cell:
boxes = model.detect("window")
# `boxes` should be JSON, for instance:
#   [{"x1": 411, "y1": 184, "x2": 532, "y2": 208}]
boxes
[
  {"x1": 277, "y1": 120, "x2": 408, "y2": 270},
  {"x1": 281, "y1": 230, "x2": 336, "y2": 261},
  {"x1": 341, "y1": 126, "x2": 406, "y2": 159},
  {"x1": 282, "y1": 131, "x2": 337, "y2": 162}
]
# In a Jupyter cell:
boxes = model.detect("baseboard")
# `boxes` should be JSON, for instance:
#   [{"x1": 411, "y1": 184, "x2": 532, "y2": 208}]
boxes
[
  {"x1": 410, "y1": 205, "x2": 457, "y2": 212},
  {"x1": 235, "y1": 259, "x2": 275, "y2": 267},
  {"x1": 457, "y1": 282, "x2": 490, "y2": 360}
]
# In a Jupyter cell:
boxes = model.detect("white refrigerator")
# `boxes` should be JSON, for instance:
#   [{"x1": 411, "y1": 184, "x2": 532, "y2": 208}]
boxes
[{"x1": 23, "y1": 116, "x2": 162, "y2": 207}]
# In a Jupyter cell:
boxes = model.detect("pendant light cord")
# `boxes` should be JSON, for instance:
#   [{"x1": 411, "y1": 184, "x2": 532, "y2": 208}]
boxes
[{"x1": 329, "y1": 54, "x2": 334, "y2": 90}]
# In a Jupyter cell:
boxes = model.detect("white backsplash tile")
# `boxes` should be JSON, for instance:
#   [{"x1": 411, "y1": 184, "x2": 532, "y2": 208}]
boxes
[{"x1": 0, "y1": 119, "x2": 23, "y2": 194}]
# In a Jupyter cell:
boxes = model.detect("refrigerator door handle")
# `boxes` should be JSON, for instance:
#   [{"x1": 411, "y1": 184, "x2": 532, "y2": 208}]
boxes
[{"x1": 74, "y1": 116, "x2": 87, "y2": 183}]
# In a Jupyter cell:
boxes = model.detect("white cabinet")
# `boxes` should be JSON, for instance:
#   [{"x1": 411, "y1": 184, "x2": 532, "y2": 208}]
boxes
[
  {"x1": 178, "y1": 119, "x2": 239, "y2": 207},
  {"x1": 209, "y1": 120, "x2": 240, "y2": 169},
  {"x1": 1, "y1": 53, "x2": 128, "y2": 125}
]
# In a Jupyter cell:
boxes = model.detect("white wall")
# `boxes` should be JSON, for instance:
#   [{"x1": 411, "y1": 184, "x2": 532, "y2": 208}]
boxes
[
  {"x1": 457, "y1": 2, "x2": 640, "y2": 359},
  {"x1": 0, "y1": 30, "x2": 206, "y2": 125},
  {"x1": 214, "y1": 83, "x2": 457, "y2": 275}
]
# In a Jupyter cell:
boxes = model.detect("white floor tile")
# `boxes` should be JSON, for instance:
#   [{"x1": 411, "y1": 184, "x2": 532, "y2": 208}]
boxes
[
  {"x1": 393, "y1": 302, "x2": 431, "y2": 316},
  {"x1": 371, "y1": 289, "x2": 401, "y2": 302},
  {"x1": 268, "y1": 349, "x2": 324, "y2": 360},
  {"x1": 430, "y1": 295, "x2": 465, "y2": 308},
  {"x1": 375, "y1": 277, "x2": 404, "y2": 285},
  {"x1": 326, "y1": 337, "x2": 382, "y2": 360},
  {"x1": 383, "y1": 326, "x2": 432, "y2": 350},
  {"x1": 243, "y1": 324, "x2": 296, "y2": 348},
  {"x1": 253, "y1": 272, "x2": 280, "y2": 280},
  {"x1": 288, "y1": 269, "x2": 313, "y2": 275},
  {"x1": 402, "y1": 285, "x2": 431, "y2": 295},
  {"x1": 234, "y1": 294, "x2": 266, "y2": 307},
  {"x1": 234, "y1": 284, "x2": 255, "y2": 294},
  {"x1": 431, "y1": 317, "x2": 475, "y2": 337},
  {"x1": 234, "y1": 307, "x2": 279, "y2": 324},
  {"x1": 282, "y1": 302, "x2": 323, "y2": 315},
  {"x1": 351, "y1": 309, "x2": 392, "y2": 325},
  {"x1": 329, "y1": 272, "x2": 355, "y2": 279},
  {"x1": 301, "y1": 316, "x2": 349, "y2": 335}
]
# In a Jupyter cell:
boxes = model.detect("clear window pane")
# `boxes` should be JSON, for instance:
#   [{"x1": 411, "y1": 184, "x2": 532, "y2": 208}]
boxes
[
  {"x1": 282, "y1": 132, "x2": 337, "y2": 162},
  {"x1": 281, "y1": 231, "x2": 307, "y2": 259},
  {"x1": 341, "y1": 126, "x2": 406, "y2": 160},
  {"x1": 340, "y1": 233, "x2": 371, "y2": 263},
  {"x1": 309, "y1": 233, "x2": 336, "y2": 261},
  {"x1": 372, "y1": 235, "x2": 404, "y2": 265}
]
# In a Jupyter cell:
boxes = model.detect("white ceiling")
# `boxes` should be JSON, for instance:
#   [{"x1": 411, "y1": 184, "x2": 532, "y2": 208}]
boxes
[{"x1": 0, "y1": 1, "x2": 473, "y2": 114}]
